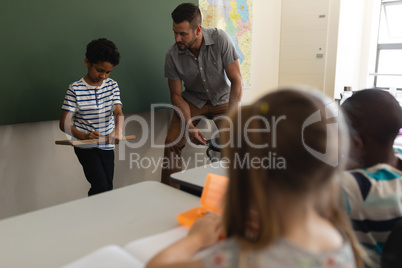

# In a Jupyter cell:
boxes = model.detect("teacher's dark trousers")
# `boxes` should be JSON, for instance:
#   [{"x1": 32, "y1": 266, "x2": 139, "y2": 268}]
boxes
[{"x1": 74, "y1": 147, "x2": 115, "y2": 196}]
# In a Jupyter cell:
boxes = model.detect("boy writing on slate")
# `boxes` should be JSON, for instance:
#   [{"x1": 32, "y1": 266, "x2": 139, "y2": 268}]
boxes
[{"x1": 59, "y1": 38, "x2": 124, "y2": 196}]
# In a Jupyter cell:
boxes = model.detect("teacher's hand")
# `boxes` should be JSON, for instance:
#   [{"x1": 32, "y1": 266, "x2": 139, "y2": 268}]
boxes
[{"x1": 188, "y1": 125, "x2": 206, "y2": 145}]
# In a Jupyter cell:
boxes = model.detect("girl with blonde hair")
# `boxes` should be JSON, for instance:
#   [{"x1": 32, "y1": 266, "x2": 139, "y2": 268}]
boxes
[{"x1": 147, "y1": 88, "x2": 366, "y2": 268}]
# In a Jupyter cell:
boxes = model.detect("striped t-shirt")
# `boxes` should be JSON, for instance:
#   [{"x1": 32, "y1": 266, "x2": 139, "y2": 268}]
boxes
[
  {"x1": 342, "y1": 149, "x2": 402, "y2": 264},
  {"x1": 61, "y1": 77, "x2": 122, "y2": 150}
]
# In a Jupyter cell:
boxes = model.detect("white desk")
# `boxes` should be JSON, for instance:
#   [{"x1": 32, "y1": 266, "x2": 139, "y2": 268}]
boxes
[
  {"x1": 0, "y1": 181, "x2": 199, "y2": 268},
  {"x1": 170, "y1": 161, "x2": 228, "y2": 194},
  {"x1": 170, "y1": 136, "x2": 402, "y2": 194}
]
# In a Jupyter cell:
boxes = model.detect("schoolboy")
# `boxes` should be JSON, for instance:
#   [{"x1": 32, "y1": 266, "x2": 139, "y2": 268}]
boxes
[
  {"x1": 341, "y1": 89, "x2": 402, "y2": 264},
  {"x1": 60, "y1": 38, "x2": 124, "y2": 196}
]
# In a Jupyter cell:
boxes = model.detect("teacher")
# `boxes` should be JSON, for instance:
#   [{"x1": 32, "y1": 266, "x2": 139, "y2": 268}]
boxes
[{"x1": 162, "y1": 2, "x2": 242, "y2": 188}]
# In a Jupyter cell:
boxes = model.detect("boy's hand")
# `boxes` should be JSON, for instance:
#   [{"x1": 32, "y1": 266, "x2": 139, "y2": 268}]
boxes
[
  {"x1": 187, "y1": 212, "x2": 223, "y2": 249},
  {"x1": 107, "y1": 131, "x2": 123, "y2": 144},
  {"x1": 87, "y1": 131, "x2": 101, "y2": 140}
]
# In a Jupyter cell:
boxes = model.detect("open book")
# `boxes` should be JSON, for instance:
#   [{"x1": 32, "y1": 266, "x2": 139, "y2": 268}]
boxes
[{"x1": 62, "y1": 226, "x2": 188, "y2": 268}]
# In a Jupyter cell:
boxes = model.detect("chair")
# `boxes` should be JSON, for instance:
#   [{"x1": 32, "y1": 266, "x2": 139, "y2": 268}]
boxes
[{"x1": 206, "y1": 136, "x2": 221, "y2": 162}]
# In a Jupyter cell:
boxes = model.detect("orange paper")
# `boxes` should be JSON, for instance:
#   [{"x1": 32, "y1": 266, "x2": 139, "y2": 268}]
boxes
[{"x1": 177, "y1": 173, "x2": 229, "y2": 227}]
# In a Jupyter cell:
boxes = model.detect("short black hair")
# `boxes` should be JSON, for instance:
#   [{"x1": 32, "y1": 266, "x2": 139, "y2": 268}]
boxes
[
  {"x1": 171, "y1": 3, "x2": 202, "y2": 29},
  {"x1": 342, "y1": 89, "x2": 402, "y2": 144},
  {"x1": 85, "y1": 38, "x2": 120, "y2": 66}
]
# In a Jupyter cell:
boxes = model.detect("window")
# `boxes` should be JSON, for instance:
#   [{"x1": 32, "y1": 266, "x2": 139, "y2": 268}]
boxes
[{"x1": 372, "y1": 0, "x2": 402, "y2": 90}]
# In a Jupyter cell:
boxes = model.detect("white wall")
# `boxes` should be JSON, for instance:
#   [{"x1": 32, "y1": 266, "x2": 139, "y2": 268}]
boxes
[
  {"x1": 278, "y1": 0, "x2": 329, "y2": 91},
  {"x1": 332, "y1": 0, "x2": 379, "y2": 98},
  {"x1": 322, "y1": 0, "x2": 340, "y2": 99},
  {"x1": 0, "y1": 0, "x2": 282, "y2": 220},
  {"x1": 276, "y1": 0, "x2": 377, "y2": 99},
  {"x1": 333, "y1": 0, "x2": 365, "y2": 97},
  {"x1": 242, "y1": 0, "x2": 282, "y2": 104}
]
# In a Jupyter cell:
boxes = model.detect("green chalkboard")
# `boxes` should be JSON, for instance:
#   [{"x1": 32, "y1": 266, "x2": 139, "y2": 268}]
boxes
[{"x1": 0, "y1": 0, "x2": 197, "y2": 125}]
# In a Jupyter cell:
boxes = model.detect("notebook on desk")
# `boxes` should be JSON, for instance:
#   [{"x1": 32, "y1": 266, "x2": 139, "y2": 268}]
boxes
[
  {"x1": 63, "y1": 227, "x2": 189, "y2": 268},
  {"x1": 63, "y1": 225, "x2": 217, "y2": 268},
  {"x1": 177, "y1": 173, "x2": 229, "y2": 227}
]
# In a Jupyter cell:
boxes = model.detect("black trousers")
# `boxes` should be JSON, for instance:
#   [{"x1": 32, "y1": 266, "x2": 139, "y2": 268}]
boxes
[{"x1": 74, "y1": 147, "x2": 115, "y2": 196}]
